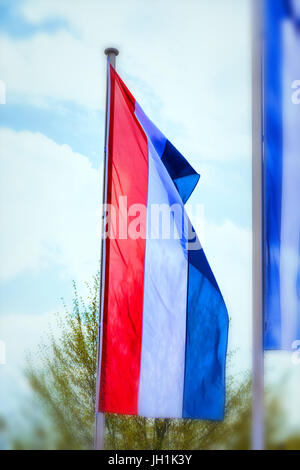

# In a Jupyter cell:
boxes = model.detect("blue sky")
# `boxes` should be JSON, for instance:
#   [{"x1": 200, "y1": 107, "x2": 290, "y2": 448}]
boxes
[
  {"x1": 0, "y1": 0, "x2": 69, "y2": 38},
  {"x1": 6, "y1": 0, "x2": 299, "y2": 448},
  {"x1": 0, "y1": 0, "x2": 252, "y2": 446}
]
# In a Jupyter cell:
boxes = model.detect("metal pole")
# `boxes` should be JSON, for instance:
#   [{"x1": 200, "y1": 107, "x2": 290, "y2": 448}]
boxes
[
  {"x1": 94, "y1": 47, "x2": 119, "y2": 451},
  {"x1": 104, "y1": 47, "x2": 119, "y2": 68},
  {"x1": 251, "y1": 0, "x2": 264, "y2": 451}
]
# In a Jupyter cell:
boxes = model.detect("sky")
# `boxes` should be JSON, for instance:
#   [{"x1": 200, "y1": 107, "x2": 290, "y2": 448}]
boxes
[{"x1": 0, "y1": 0, "x2": 298, "y2": 449}]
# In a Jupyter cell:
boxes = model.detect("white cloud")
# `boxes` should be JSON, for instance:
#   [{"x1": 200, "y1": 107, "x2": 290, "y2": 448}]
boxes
[
  {"x1": 0, "y1": 31, "x2": 104, "y2": 110},
  {"x1": 2, "y1": 0, "x2": 251, "y2": 162},
  {"x1": 191, "y1": 215, "x2": 252, "y2": 375},
  {"x1": 0, "y1": 128, "x2": 101, "y2": 282}
]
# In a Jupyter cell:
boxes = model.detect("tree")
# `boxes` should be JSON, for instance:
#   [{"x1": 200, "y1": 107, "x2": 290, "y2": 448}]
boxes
[{"x1": 10, "y1": 276, "x2": 300, "y2": 450}]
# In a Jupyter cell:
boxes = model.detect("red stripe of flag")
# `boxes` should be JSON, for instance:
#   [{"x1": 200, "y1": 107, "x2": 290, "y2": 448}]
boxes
[{"x1": 99, "y1": 66, "x2": 148, "y2": 414}]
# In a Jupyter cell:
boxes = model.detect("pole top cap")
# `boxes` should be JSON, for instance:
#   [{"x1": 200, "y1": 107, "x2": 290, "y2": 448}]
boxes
[{"x1": 104, "y1": 48, "x2": 119, "y2": 56}]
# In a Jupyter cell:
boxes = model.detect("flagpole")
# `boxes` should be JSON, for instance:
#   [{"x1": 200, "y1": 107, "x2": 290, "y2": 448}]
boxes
[
  {"x1": 94, "y1": 46, "x2": 119, "y2": 451},
  {"x1": 251, "y1": 0, "x2": 265, "y2": 451}
]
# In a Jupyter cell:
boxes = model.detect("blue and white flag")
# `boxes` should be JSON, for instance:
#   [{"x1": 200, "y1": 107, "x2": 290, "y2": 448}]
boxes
[{"x1": 264, "y1": 0, "x2": 300, "y2": 350}]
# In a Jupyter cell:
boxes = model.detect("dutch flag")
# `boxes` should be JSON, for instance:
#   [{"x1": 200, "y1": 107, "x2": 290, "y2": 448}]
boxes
[{"x1": 98, "y1": 65, "x2": 229, "y2": 420}]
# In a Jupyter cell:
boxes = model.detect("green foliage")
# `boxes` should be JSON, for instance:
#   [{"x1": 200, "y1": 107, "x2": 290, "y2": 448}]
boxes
[
  {"x1": 15, "y1": 276, "x2": 99, "y2": 450},
  {"x1": 10, "y1": 276, "x2": 300, "y2": 450},
  {"x1": 105, "y1": 375, "x2": 253, "y2": 450}
]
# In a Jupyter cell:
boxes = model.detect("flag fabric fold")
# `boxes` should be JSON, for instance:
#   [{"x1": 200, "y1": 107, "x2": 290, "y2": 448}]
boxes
[{"x1": 99, "y1": 65, "x2": 229, "y2": 420}]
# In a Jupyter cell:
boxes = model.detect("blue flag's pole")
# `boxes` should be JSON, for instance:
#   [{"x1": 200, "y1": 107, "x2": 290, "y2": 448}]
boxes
[
  {"x1": 251, "y1": 0, "x2": 265, "y2": 450},
  {"x1": 94, "y1": 47, "x2": 119, "y2": 451}
]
